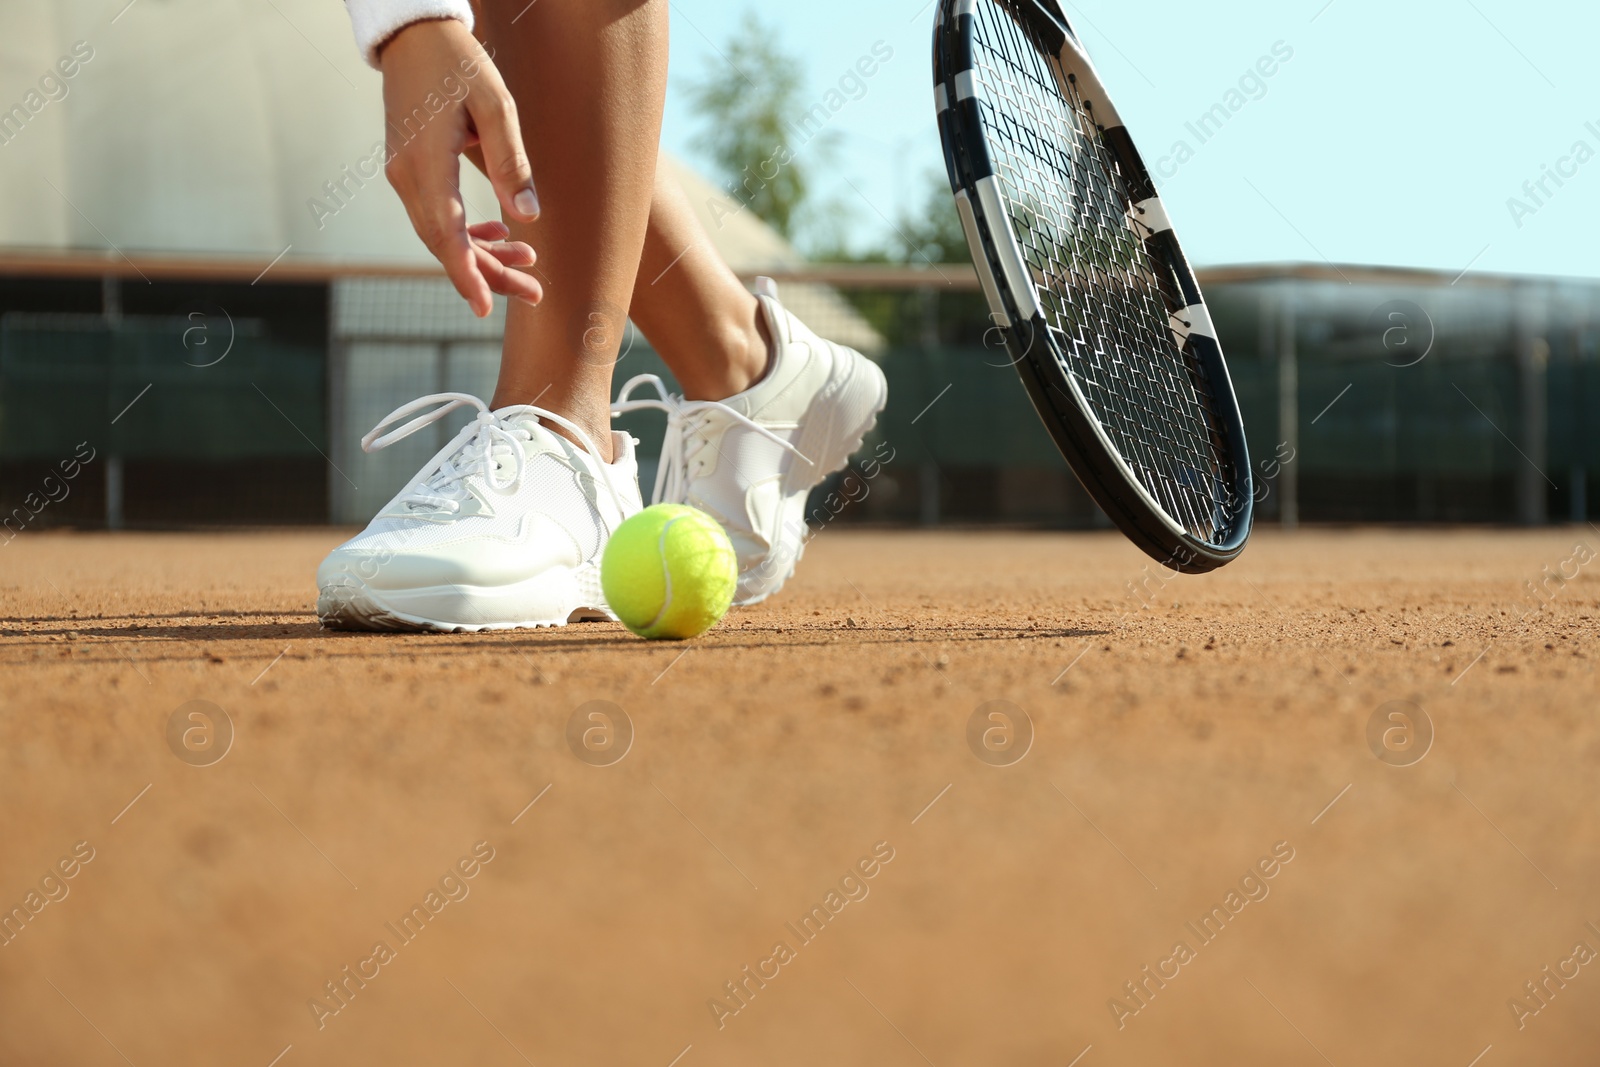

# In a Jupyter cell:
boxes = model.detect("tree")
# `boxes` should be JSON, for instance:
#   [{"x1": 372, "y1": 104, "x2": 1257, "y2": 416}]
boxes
[
  {"x1": 895, "y1": 171, "x2": 971, "y2": 265},
  {"x1": 811, "y1": 171, "x2": 973, "y2": 266},
  {"x1": 683, "y1": 13, "x2": 810, "y2": 240},
  {"x1": 803, "y1": 172, "x2": 972, "y2": 266}
]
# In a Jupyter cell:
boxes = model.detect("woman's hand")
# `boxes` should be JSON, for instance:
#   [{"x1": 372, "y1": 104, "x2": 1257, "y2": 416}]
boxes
[{"x1": 379, "y1": 19, "x2": 541, "y2": 317}]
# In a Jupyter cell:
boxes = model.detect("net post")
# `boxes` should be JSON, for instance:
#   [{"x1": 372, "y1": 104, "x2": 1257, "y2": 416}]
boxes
[
  {"x1": 1275, "y1": 284, "x2": 1299, "y2": 530},
  {"x1": 1514, "y1": 284, "x2": 1549, "y2": 526},
  {"x1": 102, "y1": 274, "x2": 124, "y2": 531}
]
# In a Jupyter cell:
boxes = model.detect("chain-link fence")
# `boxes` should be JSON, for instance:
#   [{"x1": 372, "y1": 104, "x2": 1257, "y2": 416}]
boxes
[
  {"x1": 1208, "y1": 269, "x2": 1600, "y2": 525},
  {"x1": 0, "y1": 279, "x2": 328, "y2": 529},
  {"x1": 791, "y1": 266, "x2": 1600, "y2": 528}
]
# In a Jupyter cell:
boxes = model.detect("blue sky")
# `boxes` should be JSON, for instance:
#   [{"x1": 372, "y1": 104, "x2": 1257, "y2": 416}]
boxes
[{"x1": 660, "y1": 0, "x2": 1600, "y2": 278}]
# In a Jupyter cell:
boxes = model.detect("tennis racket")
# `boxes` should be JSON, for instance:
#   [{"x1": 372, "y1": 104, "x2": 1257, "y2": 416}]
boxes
[{"x1": 934, "y1": 0, "x2": 1252, "y2": 572}]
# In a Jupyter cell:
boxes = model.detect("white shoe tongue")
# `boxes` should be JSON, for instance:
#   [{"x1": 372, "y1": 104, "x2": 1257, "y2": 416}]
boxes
[{"x1": 484, "y1": 432, "x2": 526, "y2": 479}]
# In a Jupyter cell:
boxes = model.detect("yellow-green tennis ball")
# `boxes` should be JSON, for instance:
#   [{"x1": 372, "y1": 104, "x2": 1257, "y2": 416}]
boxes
[{"x1": 602, "y1": 504, "x2": 737, "y2": 640}]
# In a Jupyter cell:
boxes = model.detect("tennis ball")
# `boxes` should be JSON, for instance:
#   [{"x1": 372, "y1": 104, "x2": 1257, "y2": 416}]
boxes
[{"x1": 601, "y1": 504, "x2": 738, "y2": 640}]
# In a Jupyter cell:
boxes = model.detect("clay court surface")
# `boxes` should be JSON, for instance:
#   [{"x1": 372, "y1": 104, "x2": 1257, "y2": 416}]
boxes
[{"x1": 2, "y1": 527, "x2": 1597, "y2": 1066}]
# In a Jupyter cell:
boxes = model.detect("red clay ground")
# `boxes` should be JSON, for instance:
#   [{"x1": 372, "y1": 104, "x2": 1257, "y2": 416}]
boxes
[{"x1": 2, "y1": 527, "x2": 1598, "y2": 1067}]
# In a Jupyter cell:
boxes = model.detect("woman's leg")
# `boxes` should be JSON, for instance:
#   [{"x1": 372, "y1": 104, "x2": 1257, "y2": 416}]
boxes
[
  {"x1": 480, "y1": 0, "x2": 669, "y2": 460},
  {"x1": 616, "y1": 162, "x2": 888, "y2": 606},
  {"x1": 626, "y1": 163, "x2": 771, "y2": 402}
]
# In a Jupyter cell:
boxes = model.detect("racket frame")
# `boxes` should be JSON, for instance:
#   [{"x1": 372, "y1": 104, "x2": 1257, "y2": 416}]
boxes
[{"x1": 934, "y1": 0, "x2": 1253, "y2": 573}]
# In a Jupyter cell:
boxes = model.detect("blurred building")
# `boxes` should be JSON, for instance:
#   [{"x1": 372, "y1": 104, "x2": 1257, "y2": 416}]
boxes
[{"x1": 2, "y1": 2, "x2": 1597, "y2": 531}]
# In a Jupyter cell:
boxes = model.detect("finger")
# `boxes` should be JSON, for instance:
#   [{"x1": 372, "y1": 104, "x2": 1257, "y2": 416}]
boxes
[
  {"x1": 472, "y1": 235, "x2": 535, "y2": 267},
  {"x1": 388, "y1": 150, "x2": 493, "y2": 317},
  {"x1": 441, "y1": 228, "x2": 493, "y2": 318},
  {"x1": 468, "y1": 220, "x2": 511, "y2": 241},
  {"x1": 479, "y1": 243, "x2": 535, "y2": 268},
  {"x1": 473, "y1": 244, "x2": 542, "y2": 306},
  {"x1": 466, "y1": 79, "x2": 538, "y2": 222},
  {"x1": 474, "y1": 244, "x2": 541, "y2": 302}
]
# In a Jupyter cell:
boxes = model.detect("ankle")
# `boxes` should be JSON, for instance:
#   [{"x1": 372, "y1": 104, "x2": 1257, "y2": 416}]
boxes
[
  {"x1": 496, "y1": 395, "x2": 614, "y2": 463},
  {"x1": 545, "y1": 417, "x2": 615, "y2": 464},
  {"x1": 680, "y1": 312, "x2": 772, "y2": 402}
]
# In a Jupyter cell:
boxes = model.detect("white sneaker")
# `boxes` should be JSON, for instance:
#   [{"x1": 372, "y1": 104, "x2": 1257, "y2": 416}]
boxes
[
  {"x1": 613, "y1": 277, "x2": 888, "y2": 604},
  {"x1": 316, "y1": 393, "x2": 641, "y2": 632}
]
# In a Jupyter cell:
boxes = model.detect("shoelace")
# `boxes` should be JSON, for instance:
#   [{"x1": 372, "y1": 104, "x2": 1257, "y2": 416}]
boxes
[
  {"x1": 360, "y1": 392, "x2": 630, "y2": 521},
  {"x1": 611, "y1": 374, "x2": 810, "y2": 506}
]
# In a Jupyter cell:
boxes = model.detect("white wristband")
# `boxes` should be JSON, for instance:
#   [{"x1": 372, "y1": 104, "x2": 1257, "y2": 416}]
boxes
[{"x1": 346, "y1": 0, "x2": 475, "y2": 69}]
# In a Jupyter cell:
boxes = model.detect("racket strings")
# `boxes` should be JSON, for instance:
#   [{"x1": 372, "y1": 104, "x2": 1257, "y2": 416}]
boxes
[{"x1": 966, "y1": 1, "x2": 1234, "y2": 542}]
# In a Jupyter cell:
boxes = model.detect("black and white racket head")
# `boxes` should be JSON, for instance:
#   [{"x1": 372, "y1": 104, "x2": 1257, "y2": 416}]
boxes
[{"x1": 934, "y1": 0, "x2": 1252, "y2": 573}]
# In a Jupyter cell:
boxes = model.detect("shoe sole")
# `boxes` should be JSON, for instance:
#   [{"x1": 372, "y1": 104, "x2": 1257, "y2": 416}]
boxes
[
  {"x1": 317, "y1": 563, "x2": 613, "y2": 633},
  {"x1": 735, "y1": 343, "x2": 889, "y2": 606}
]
